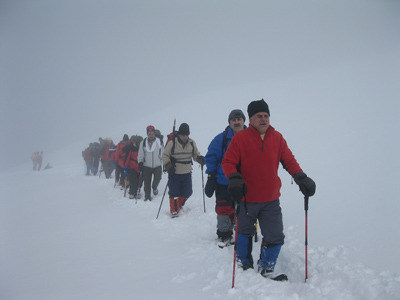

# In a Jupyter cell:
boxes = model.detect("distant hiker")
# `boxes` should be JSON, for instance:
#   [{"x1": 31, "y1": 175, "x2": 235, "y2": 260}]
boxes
[
  {"x1": 162, "y1": 123, "x2": 205, "y2": 217},
  {"x1": 154, "y1": 129, "x2": 164, "y2": 146},
  {"x1": 38, "y1": 152, "x2": 43, "y2": 170},
  {"x1": 82, "y1": 146, "x2": 92, "y2": 175},
  {"x1": 100, "y1": 138, "x2": 116, "y2": 179},
  {"x1": 90, "y1": 142, "x2": 101, "y2": 175},
  {"x1": 222, "y1": 99, "x2": 316, "y2": 281},
  {"x1": 115, "y1": 134, "x2": 130, "y2": 187},
  {"x1": 138, "y1": 125, "x2": 163, "y2": 201},
  {"x1": 124, "y1": 135, "x2": 143, "y2": 199},
  {"x1": 205, "y1": 109, "x2": 246, "y2": 247}
]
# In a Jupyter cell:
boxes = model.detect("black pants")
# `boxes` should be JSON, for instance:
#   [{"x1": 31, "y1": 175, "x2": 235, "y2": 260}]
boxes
[
  {"x1": 127, "y1": 170, "x2": 140, "y2": 196},
  {"x1": 142, "y1": 166, "x2": 162, "y2": 198},
  {"x1": 102, "y1": 160, "x2": 114, "y2": 179}
]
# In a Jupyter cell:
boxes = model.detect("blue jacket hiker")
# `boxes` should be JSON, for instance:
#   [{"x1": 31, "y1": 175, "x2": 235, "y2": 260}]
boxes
[{"x1": 205, "y1": 109, "x2": 246, "y2": 246}]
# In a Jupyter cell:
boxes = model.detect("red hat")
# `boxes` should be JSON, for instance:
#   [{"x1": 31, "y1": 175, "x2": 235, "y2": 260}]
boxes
[{"x1": 146, "y1": 125, "x2": 155, "y2": 132}]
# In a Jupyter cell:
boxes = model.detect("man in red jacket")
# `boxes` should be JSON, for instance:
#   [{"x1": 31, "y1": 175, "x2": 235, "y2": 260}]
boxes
[{"x1": 222, "y1": 99, "x2": 316, "y2": 281}]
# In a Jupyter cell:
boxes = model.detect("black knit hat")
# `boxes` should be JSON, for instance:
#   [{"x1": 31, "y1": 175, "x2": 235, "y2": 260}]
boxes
[
  {"x1": 123, "y1": 134, "x2": 129, "y2": 141},
  {"x1": 247, "y1": 98, "x2": 270, "y2": 118},
  {"x1": 178, "y1": 123, "x2": 190, "y2": 135},
  {"x1": 228, "y1": 109, "x2": 246, "y2": 123}
]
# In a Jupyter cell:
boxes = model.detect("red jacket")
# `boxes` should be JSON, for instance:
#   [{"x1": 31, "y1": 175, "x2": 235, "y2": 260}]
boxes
[
  {"x1": 115, "y1": 141, "x2": 129, "y2": 168},
  {"x1": 222, "y1": 125, "x2": 302, "y2": 203},
  {"x1": 124, "y1": 145, "x2": 139, "y2": 172},
  {"x1": 101, "y1": 140, "x2": 115, "y2": 161},
  {"x1": 82, "y1": 148, "x2": 91, "y2": 162}
]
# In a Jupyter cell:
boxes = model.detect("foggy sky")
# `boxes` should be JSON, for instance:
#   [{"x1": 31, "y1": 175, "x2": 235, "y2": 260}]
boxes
[{"x1": 1, "y1": 0, "x2": 399, "y2": 171}]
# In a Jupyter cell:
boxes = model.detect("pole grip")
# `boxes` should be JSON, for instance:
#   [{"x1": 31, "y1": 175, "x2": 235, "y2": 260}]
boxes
[{"x1": 304, "y1": 195, "x2": 309, "y2": 211}]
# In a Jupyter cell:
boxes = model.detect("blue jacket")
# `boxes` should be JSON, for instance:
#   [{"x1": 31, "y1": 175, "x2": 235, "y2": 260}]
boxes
[{"x1": 205, "y1": 125, "x2": 246, "y2": 185}]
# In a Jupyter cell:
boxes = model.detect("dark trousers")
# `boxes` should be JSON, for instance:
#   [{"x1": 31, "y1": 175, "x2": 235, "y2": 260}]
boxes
[
  {"x1": 127, "y1": 170, "x2": 139, "y2": 196},
  {"x1": 237, "y1": 199, "x2": 285, "y2": 245},
  {"x1": 102, "y1": 160, "x2": 114, "y2": 179},
  {"x1": 142, "y1": 166, "x2": 162, "y2": 198},
  {"x1": 168, "y1": 173, "x2": 193, "y2": 199}
]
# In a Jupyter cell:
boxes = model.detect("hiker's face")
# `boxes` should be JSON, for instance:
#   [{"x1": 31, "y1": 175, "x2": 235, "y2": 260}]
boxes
[
  {"x1": 250, "y1": 112, "x2": 270, "y2": 134},
  {"x1": 179, "y1": 134, "x2": 189, "y2": 143},
  {"x1": 229, "y1": 117, "x2": 245, "y2": 134},
  {"x1": 147, "y1": 130, "x2": 155, "y2": 139}
]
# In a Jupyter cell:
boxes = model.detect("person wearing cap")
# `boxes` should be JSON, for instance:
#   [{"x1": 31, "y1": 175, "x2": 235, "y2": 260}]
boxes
[
  {"x1": 115, "y1": 134, "x2": 130, "y2": 188},
  {"x1": 204, "y1": 109, "x2": 246, "y2": 247},
  {"x1": 124, "y1": 135, "x2": 143, "y2": 199},
  {"x1": 162, "y1": 123, "x2": 205, "y2": 217},
  {"x1": 222, "y1": 99, "x2": 316, "y2": 281},
  {"x1": 138, "y1": 125, "x2": 164, "y2": 201}
]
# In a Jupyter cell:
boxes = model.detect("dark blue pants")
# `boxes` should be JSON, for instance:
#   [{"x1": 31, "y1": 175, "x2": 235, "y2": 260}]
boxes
[
  {"x1": 236, "y1": 200, "x2": 285, "y2": 268},
  {"x1": 168, "y1": 173, "x2": 192, "y2": 198}
]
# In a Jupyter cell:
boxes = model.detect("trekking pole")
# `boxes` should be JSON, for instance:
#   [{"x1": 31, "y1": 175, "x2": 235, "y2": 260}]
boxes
[
  {"x1": 304, "y1": 195, "x2": 309, "y2": 282},
  {"x1": 232, "y1": 202, "x2": 240, "y2": 288},
  {"x1": 156, "y1": 180, "x2": 169, "y2": 219},
  {"x1": 201, "y1": 164, "x2": 206, "y2": 213}
]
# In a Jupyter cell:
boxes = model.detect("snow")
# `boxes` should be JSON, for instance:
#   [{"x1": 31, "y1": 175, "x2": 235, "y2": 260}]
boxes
[
  {"x1": 2, "y1": 0, "x2": 400, "y2": 299},
  {"x1": 1, "y1": 150, "x2": 400, "y2": 299}
]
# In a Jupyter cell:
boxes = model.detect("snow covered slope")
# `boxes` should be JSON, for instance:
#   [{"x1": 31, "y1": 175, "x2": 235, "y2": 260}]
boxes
[{"x1": 1, "y1": 157, "x2": 399, "y2": 299}]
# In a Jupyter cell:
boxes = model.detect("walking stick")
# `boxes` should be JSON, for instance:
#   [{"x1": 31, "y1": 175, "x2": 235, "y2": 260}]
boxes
[
  {"x1": 156, "y1": 180, "x2": 169, "y2": 219},
  {"x1": 304, "y1": 195, "x2": 309, "y2": 282},
  {"x1": 232, "y1": 201, "x2": 240, "y2": 288},
  {"x1": 201, "y1": 164, "x2": 206, "y2": 213}
]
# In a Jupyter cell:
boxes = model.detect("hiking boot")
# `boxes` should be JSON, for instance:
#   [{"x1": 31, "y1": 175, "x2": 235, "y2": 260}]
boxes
[
  {"x1": 145, "y1": 196, "x2": 152, "y2": 201},
  {"x1": 259, "y1": 269, "x2": 288, "y2": 281},
  {"x1": 129, "y1": 194, "x2": 136, "y2": 199},
  {"x1": 153, "y1": 188, "x2": 158, "y2": 196}
]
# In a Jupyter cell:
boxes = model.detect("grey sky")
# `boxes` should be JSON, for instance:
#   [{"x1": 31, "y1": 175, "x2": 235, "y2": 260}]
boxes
[{"x1": 1, "y1": 0, "x2": 399, "y2": 170}]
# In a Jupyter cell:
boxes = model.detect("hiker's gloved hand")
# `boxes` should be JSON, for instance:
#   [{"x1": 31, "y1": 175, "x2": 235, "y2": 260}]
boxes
[
  {"x1": 138, "y1": 162, "x2": 144, "y2": 172},
  {"x1": 228, "y1": 172, "x2": 247, "y2": 203},
  {"x1": 293, "y1": 172, "x2": 316, "y2": 197},
  {"x1": 205, "y1": 173, "x2": 217, "y2": 198},
  {"x1": 123, "y1": 166, "x2": 128, "y2": 175},
  {"x1": 196, "y1": 155, "x2": 205, "y2": 167},
  {"x1": 165, "y1": 162, "x2": 175, "y2": 178}
]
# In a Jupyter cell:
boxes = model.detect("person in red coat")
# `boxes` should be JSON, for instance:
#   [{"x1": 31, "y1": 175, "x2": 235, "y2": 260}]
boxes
[
  {"x1": 222, "y1": 99, "x2": 316, "y2": 281},
  {"x1": 124, "y1": 135, "x2": 143, "y2": 199},
  {"x1": 115, "y1": 134, "x2": 130, "y2": 187},
  {"x1": 100, "y1": 138, "x2": 116, "y2": 179}
]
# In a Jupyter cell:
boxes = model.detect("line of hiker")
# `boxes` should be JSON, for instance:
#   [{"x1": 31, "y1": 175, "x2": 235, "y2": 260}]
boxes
[{"x1": 81, "y1": 98, "x2": 316, "y2": 282}]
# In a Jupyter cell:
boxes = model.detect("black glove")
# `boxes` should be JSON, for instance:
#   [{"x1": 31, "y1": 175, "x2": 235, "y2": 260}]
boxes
[
  {"x1": 165, "y1": 162, "x2": 175, "y2": 178},
  {"x1": 227, "y1": 172, "x2": 247, "y2": 202},
  {"x1": 205, "y1": 173, "x2": 217, "y2": 198},
  {"x1": 196, "y1": 155, "x2": 205, "y2": 167},
  {"x1": 293, "y1": 172, "x2": 316, "y2": 197},
  {"x1": 138, "y1": 162, "x2": 144, "y2": 172}
]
